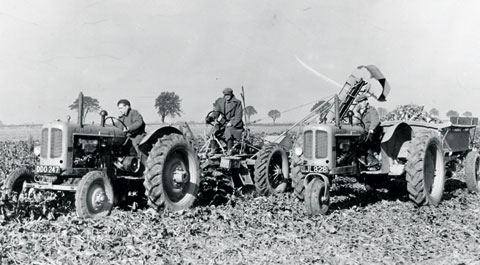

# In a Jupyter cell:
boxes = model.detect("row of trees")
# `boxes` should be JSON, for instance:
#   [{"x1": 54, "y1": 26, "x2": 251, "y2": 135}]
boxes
[
  {"x1": 69, "y1": 92, "x2": 183, "y2": 124},
  {"x1": 69, "y1": 94, "x2": 474, "y2": 125},
  {"x1": 68, "y1": 92, "x2": 283, "y2": 124}
]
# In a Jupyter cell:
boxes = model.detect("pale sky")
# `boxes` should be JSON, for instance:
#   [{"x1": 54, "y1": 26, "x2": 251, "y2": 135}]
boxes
[{"x1": 1, "y1": 0, "x2": 479, "y2": 124}]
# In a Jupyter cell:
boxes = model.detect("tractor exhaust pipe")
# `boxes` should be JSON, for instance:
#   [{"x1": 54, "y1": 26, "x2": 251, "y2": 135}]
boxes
[{"x1": 78, "y1": 92, "x2": 84, "y2": 128}]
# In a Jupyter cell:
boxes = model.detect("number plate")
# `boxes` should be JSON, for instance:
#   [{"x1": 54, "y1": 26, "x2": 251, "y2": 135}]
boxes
[
  {"x1": 301, "y1": 165, "x2": 329, "y2": 174},
  {"x1": 36, "y1": 165, "x2": 61, "y2": 174}
]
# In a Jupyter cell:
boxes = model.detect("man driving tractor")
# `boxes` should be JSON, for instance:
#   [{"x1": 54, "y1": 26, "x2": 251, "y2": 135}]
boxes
[
  {"x1": 116, "y1": 99, "x2": 146, "y2": 158},
  {"x1": 205, "y1": 88, "x2": 244, "y2": 156}
]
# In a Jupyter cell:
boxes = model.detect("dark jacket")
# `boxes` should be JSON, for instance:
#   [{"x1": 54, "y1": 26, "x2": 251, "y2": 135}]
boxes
[
  {"x1": 212, "y1": 96, "x2": 244, "y2": 128},
  {"x1": 118, "y1": 108, "x2": 146, "y2": 137},
  {"x1": 361, "y1": 106, "x2": 380, "y2": 132}
]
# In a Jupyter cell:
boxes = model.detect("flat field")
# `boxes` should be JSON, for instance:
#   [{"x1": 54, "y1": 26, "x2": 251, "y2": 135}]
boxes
[{"x1": 0, "y1": 125, "x2": 479, "y2": 265}]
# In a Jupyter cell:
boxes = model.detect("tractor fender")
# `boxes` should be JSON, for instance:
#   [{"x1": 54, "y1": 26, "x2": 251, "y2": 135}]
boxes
[
  {"x1": 264, "y1": 134, "x2": 293, "y2": 150},
  {"x1": 138, "y1": 126, "x2": 183, "y2": 155},
  {"x1": 380, "y1": 122, "x2": 414, "y2": 159}
]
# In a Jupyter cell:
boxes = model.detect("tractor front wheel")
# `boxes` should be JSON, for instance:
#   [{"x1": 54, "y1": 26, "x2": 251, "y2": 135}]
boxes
[
  {"x1": 465, "y1": 151, "x2": 480, "y2": 192},
  {"x1": 304, "y1": 178, "x2": 330, "y2": 215},
  {"x1": 4, "y1": 168, "x2": 34, "y2": 199},
  {"x1": 406, "y1": 132, "x2": 446, "y2": 206},
  {"x1": 254, "y1": 143, "x2": 289, "y2": 196},
  {"x1": 75, "y1": 171, "x2": 115, "y2": 218},
  {"x1": 144, "y1": 134, "x2": 200, "y2": 212}
]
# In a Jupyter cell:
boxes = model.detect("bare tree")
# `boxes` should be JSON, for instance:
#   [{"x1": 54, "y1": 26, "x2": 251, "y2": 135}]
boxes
[
  {"x1": 244, "y1": 106, "x2": 257, "y2": 124},
  {"x1": 446, "y1": 110, "x2": 459, "y2": 118},
  {"x1": 155, "y1": 91, "x2": 183, "y2": 123},
  {"x1": 69, "y1": 96, "x2": 101, "y2": 122},
  {"x1": 268, "y1": 110, "x2": 281, "y2": 124},
  {"x1": 429, "y1": 108, "x2": 440, "y2": 117}
]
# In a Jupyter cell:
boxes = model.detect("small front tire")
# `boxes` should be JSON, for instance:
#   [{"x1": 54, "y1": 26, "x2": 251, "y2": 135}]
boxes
[
  {"x1": 75, "y1": 171, "x2": 114, "y2": 218},
  {"x1": 304, "y1": 178, "x2": 330, "y2": 215},
  {"x1": 4, "y1": 168, "x2": 34, "y2": 199}
]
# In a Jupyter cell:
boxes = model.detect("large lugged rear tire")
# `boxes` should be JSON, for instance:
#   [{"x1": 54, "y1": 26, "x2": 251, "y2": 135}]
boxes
[
  {"x1": 290, "y1": 134, "x2": 305, "y2": 200},
  {"x1": 304, "y1": 178, "x2": 330, "y2": 215},
  {"x1": 406, "y1": 132, "x2": 446, "y2": 206},
  {"x1": 75, "y1": 171, "x2": 114, "y2": 218},
  {"x1": 465, "y1": 151, "x2": 480, "y2": 192},
  {"x1": 4, "y1": 168, "x2": 34, "y2": 198},
  {"x1": 254, "y1": 143, "x2": 289, "y2": 196},
  {"x1": 144, "y1": 134, "x2": 200, "y2": 212}
]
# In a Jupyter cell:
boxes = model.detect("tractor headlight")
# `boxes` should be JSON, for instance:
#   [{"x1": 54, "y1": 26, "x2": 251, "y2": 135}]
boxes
[
  {"x1": 33, "y1": 145, "x2": 41, "y2": 157},
  {"x1": 295, "y1": 147, "x2": 303, "y2": 156}
]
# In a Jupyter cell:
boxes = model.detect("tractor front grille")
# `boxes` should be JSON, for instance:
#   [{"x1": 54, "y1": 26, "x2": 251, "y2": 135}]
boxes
[
  {"x1": 50, "y1": 128, "x2": 63, "y2": 158},
  {"x1": 315, "y1": 131, "x2": 328, "y2": 158},
  {"x1": 40, "y1": 128, "x2": 48, "y2": 158},
  {"x1": 304, "y1": 130, "x2": 313, "y2": 159}
]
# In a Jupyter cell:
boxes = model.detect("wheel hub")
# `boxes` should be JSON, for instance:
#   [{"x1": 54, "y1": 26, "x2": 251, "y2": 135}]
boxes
[
  {"x1": 173, "y1": 166, "x2": 188, "y2": 184},
  {"x1": 91, "y1": 188, "x2": 106, "y2": 209}
]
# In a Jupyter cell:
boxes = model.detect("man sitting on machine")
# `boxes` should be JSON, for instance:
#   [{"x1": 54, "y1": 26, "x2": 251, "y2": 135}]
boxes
[{"x1": 205, "y1": 88, "x2": 244, "y2": 156}]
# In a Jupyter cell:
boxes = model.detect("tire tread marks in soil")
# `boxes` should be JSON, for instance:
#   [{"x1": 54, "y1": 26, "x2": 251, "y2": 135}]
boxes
[
  {"x1": 254, "y1": 143, "x2": 288, "y2": 196},
  {"x1": 405, "y1": 131, "x2": 444, "y2": 206},
  {"x1": 465, "y1": 151, "x2": 480, "y2": 192},
  {"x1": 143, "y1": 134, "x2": 200, "y2": 212}
]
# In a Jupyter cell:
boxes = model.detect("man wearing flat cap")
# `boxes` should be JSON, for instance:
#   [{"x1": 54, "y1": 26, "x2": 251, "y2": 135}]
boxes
[
  {"x1": 354, "y1": 94, "x2": 381, "y2": 167},
  {"x1": 206, "y1": 88, "x2": 244, "y2": 155},
  {"x1": 117, "y1": 99, "x2": 146, "y2": 156}
]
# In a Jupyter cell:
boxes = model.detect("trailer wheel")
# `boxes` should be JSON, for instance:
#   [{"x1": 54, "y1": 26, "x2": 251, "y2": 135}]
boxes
[
  {"x1": 304, "y1": 178, "x2": 330, "y2": 215},
  {"x1": 465, "y1": 151, "x2": 480, "y2": 192},
  {"x1": 254, "y1": 143, "x2": 289, "y2": 196},
  {"x1": 75, "y1": 171, "x2": 114, "y2": 218},
  {"x1": 144, "y1": 134, "x2": 200, "y2": 212},
  {"x1": 406, "y1": 132, "x2": 446, "y2": 206}
]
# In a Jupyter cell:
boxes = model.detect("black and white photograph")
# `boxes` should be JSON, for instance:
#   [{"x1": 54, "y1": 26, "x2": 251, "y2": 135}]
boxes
[{"x1": 1, "y1": 1, "x2": 479, "y2": 264}]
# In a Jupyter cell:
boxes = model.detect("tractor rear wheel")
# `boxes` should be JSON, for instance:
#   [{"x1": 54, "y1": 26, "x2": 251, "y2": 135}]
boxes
[
  {"x1": 254, "y1": 143, "x2": 289, "y2": 196},
  {"x1": 304, "y1": 178, "x2": 330, "y2": 215},
  {"x1": 290, "y1": 136, "x2": 305, "y2": 200},
  {"x1": 465, "y1": 151, "x2": 480, "y2": 192},
  {"x1": 406, "y1": 132, "x2": 446, "y2": 206},
  {"x1": 144, "y1": 134, "x2": 200, "y2": 212},
  {"x1": 4, "y1": 168, "x2": 34, "y2": 199},
  {"x1": 291, "y1": 160, "x2": 305, "y2": 200},
  {"x1": 75, "y1": 171, "x2": 114, "y2": 218}
]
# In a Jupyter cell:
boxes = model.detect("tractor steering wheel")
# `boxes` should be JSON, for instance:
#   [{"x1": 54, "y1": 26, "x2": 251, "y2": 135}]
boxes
[
  {"x1": 105, "y1": 116, "x2": 128, "y2": 131},
  {"x1": 352, "y1": 115, "x2": 366, "y2": 130},
  {"x1": 205, "y1": 110, "x2": 227, "y2": 128}
]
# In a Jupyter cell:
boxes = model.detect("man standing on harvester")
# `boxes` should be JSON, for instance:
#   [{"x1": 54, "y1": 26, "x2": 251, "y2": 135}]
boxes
[
  {"x1": 206, "y1": 88, "x2": 244, "y2": 155},
  {"x1": 354, "y1": 94, "x2": 381, "y2": 168}
]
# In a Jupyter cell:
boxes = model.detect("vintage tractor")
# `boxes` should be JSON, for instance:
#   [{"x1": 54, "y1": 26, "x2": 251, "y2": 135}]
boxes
[
  {"x1": 4, "y1": 92, "x2": 201, "y2": 218},
  {"x1": 290, "y1": 65, "x2": 480, "y2": 215}
]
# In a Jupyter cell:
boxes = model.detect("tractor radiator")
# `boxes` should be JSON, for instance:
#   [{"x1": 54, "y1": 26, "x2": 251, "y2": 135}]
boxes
[
  {"x1": 40, "y1": 128, "x2": 48, "y2": 158},
  {"x1": 304, "y1": 130, "x2": 313, "y2": 159},
  {"x1": 315, "y1": 131, "x2": 328, "y2": 158},
  {"x1": 50, "y1": 128, "x2": 63, "y2": 158}
]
